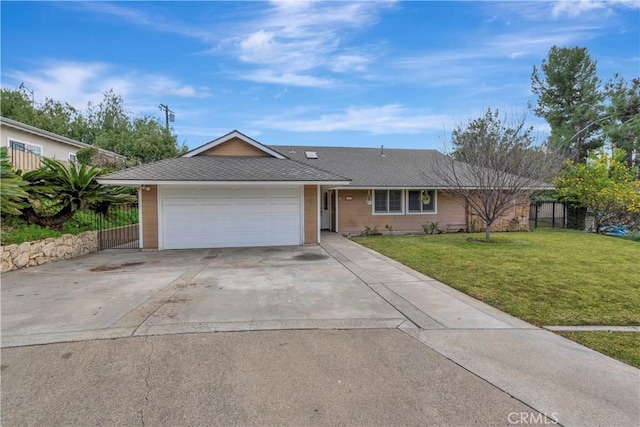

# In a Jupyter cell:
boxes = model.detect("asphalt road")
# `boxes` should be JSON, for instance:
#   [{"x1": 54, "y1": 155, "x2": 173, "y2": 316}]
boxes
[{"x1": 1, "y1": 329, "x2": 539, "y2": 426}]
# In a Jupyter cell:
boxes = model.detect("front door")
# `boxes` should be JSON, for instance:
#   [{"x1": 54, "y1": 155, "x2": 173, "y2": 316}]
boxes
[{"x1": 321, "y1": 190, "x2": 332, "y2": 230}]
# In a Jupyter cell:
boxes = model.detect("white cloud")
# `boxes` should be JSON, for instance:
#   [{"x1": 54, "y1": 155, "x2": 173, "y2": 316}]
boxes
[
  {"x1": 551, "y1": 0, "x2": 640, "y2": 18},
  {"x1": 330, "y1": 53, "x2": 372, "y2": 73},
  {"x1": 239, "y1": 70, "x2": 334, "y2": 88},
  {"x1": 253, "y1": 104, "x2": 455, "y2": 134},
  {"x1": 219, "y1": 1, "x2": 395, "y2": 84},
  {"x1": 4, "y1": 61, "x2": 210, "y2": 113}
]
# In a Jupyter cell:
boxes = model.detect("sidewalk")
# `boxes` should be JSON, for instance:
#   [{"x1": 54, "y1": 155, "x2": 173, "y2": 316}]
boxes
[{"x1": 320, "y1": 232, "x2": 640, "y2": 427}]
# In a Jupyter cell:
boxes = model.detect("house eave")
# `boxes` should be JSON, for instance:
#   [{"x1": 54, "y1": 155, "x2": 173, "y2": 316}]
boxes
[
  {"x1": 96, "y1": 179, "x2": 351, "y2": 187},
  {"x1": 330, "y1": 185, "x2": 554, "y2": 190}
]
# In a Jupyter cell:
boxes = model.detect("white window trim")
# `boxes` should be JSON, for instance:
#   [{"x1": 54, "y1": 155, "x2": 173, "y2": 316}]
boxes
[
  {"x1": 69, "y1": 153, "x2": 78, "y2": 163},
  {"x1": 406, "y1": 189, "x2": 438, "y2": 215},
  {"x1": 372, "y1": 189, "x2": 405, "y2": 216},
  {"x1": 8, "y1": 138, "x2": 43, "y2": 157}
]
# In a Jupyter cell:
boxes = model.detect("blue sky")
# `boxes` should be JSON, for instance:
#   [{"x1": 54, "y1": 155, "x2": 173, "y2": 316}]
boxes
[{"x1": 1, "y1": 1, "x2": 638, "y2": 150}]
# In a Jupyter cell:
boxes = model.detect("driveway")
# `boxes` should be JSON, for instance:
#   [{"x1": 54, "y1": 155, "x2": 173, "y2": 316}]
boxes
[
  {"x1": 1, "y1": 244, "x2": 406, "y2": 347},
  {"x1": 1, "y1": 233, "x2": 638, "y2": 426}
]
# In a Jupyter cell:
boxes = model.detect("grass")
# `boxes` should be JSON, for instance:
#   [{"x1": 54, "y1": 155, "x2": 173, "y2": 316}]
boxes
[
  {"x1": 557, "y1": 332, "x2": 640, "y2": 369},
  {"x1": 1, "y1": 208, "x2": 138, "y2": 245},
  {"x1": 352, "y1": 229, "x2": 640, "y2": 367},
  {"x1": 352, "y1": 229, "x2": 639, "y2": 326}
]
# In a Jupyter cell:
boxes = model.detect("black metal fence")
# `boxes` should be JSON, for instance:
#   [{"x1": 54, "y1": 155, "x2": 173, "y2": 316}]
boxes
[
  {"x1": 96, "y1": 203, "x2": 140, "y2": 249},
  {"x1": 529, "y1": 201, "x2": 567, "y2": 229}
]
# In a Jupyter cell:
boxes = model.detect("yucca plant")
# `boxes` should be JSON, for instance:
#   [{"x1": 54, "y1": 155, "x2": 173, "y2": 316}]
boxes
[
  {"x1": 21, "y1": 158, "x2": 134, "y2": 230},
  {"x1": 0, "y1": 147, "x2": 28, "y2": 216}
]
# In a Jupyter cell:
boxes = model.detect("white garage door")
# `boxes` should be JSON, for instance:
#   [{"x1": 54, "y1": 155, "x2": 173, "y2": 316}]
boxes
[{"x1": 161, "y1": 186, "x2": 302, "y2": 249}]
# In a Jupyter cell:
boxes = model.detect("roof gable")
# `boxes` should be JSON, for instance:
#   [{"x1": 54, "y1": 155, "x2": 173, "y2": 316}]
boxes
[{"x1": 184, "y1": 130, "x2": 285, "y2": 159}]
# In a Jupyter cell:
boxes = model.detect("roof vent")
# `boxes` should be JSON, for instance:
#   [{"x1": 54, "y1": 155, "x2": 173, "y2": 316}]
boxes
[{"x1": 305, "y1": 151, "x2": 318, "y2": 159}]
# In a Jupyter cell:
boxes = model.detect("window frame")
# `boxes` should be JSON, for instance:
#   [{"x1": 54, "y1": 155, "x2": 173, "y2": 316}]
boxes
[
  {"x1": 8, "y1": 139, "x2": 43, "y2": 157},
  {"x1": 373, "y1": 189, "x2": 405, "y2": 215},
  {"x1": 69, "y1": 153, "x2": 78, "y2": 164},
  {"x1": 406, "y1": 189, "x2": 437, "y2": 215}
]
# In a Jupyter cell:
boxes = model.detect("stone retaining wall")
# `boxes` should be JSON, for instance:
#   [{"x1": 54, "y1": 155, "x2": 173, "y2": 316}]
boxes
[{"x1": 1, "y1": 231, "x2": 98, "y2": 273}]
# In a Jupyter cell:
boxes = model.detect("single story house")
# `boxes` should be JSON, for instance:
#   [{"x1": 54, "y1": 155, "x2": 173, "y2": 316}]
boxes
[
  {"x1": 1, "y1": 116, "x2": 126, "y2": 171},
  {"x1": 97, "y1": 130, "x2": 530, "y2": 250}
]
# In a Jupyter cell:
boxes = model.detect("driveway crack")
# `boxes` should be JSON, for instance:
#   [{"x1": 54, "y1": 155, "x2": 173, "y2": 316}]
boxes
[{"x1": 139, "y1": 336, "x2": 154, "y2": 426}]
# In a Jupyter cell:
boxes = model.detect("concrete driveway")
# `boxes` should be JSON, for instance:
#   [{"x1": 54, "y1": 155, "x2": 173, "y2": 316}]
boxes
[
  {"x1": 2, "y1": 233, "x2": 638, "y2": 426},
  {"x1": 1, "y1": 244, "x2": 406, "y2": 347}
]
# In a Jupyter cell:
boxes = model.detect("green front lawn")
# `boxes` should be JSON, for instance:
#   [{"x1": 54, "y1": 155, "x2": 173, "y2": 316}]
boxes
[
  {"x1": 352, "y1": 229, "x2": 639, "y2": 326},
  {"x1": 557, "y1": 332, "x2": 640, "y2": 369},
  {"x1": 352, "y1": 229, "x2": 640, "y2": 367}
]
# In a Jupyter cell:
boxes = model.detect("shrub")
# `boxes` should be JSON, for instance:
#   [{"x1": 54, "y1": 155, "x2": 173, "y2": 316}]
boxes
[{"x1": 362, "y1": 225, "x2": 379, "y2": 236}]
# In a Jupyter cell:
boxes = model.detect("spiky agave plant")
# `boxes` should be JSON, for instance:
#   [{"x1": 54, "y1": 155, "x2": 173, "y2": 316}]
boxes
[
  {"x1": 21, "y1": 158, "x2": 134, "y2": 229},
  {"x1": 0, "y1": 147, "x2": 28, "y2": 216}
]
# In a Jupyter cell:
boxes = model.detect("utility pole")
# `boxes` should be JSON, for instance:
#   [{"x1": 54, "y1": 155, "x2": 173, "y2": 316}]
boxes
[{"x1": 158, "y1": 104, "x2": 175, "y2": 131}]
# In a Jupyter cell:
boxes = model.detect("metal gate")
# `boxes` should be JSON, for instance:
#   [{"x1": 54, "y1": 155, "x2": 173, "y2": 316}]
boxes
[
  {"x1": 529, "y1": 201, "x2": 567, "y2": 229},
  {"x1": 97, "y1": 203, "x2": 140, "y2": 249}
]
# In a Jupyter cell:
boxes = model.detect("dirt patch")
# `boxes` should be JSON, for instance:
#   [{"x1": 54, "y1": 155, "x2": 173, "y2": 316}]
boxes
[
  {"x1": 166, "y1": 297, "x2": 191, "y2": 304},
  {"x1": 90, "y1": 262, "x2": 145, "y2": 272},
  {"x1": 293, "y1": 253, "x2": 329, "y2": 261},
  {"x1": 90, "y1": 265, "x2": 122, "y2": 272},
  {"x1": 121, "y1": 262, "x2": 145, "y2": 268}
]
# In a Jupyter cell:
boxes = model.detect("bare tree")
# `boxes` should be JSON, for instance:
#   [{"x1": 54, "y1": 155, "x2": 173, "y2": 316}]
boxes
[{"x1": 430, "y1": 109, "x2": 562, "y2": 241}]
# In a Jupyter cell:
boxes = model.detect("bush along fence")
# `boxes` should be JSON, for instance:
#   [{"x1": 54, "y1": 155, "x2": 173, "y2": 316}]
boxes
[{"x1": 1, "y1": 203, "x2": 140, "y2": 272}]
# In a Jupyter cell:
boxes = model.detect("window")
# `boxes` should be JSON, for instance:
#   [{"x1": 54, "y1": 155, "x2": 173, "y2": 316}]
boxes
[
  {"x1": 9, "y1": 140, "x2": 42, "y2": 156},
  {"x1": 407, "y1": 189, "x2": 436, "y2": 213},
  {"x1": 374, "y1": 189, "x2": 403, "y2": 214},
  {"x1": 305, "y1": 151, "x2": 318, "y2": 159},
  {"x1": 69, "y1": 153, "x2": 78, "y2": 164}
]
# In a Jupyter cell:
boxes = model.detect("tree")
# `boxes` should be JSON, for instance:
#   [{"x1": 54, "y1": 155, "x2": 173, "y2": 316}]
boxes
[
  {"x1": 20, "y1": 158, "x2": 134, "y2": 229},
  {"x1": 86, "y1": 90, "x2": 186, "y2": 164},
  {"x1": 554, "y1": 149, "x2": 640, "y2": 232},
  {"x1": 603, "y1": 75, "x2": 640, "y2": 168},
  {"x1": 37, "y1": 98, "x2": 88, "y2": 142},
  {"x1": 1, "y1": 88, "x2": 186, "y2": 164},
  {"x1": 531, "y1": 46, "x2": 604, "y2": 162},
  {"x1": 0, "y1": 148, "x2": 28, "y2": 216},
  {"x1": 431, "y1": 109, "x2": 562, "y2": 241}
]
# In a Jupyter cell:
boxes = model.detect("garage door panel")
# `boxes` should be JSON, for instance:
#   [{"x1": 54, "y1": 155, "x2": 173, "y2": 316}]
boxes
[
  {"x1": 200, "y1": 189, "x2": 233, "y2": 198},
  {"x1": 234, "y1": 188, "x2": 268, "y2": 199},
  {"x1": 161, "y1": 186, "x2": 302, "y2": 249},
  {"x1": 201, "y1": 204, "x2": 235, "y2": 216},
  {"x1": 268, "y1": 187, "x2": 299, "y2": 198},
  {"x1": 163, "y1": 189, "x2": 200, "y2": 199}
]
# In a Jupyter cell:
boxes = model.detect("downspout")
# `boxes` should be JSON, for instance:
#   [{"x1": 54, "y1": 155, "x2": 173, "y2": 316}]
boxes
[
  {"x1": 335, "y1": 189, "x2": 339, "y2": 233},
  {"x1": 317, "y1": 185, "x2": 321, "y2": 243}
]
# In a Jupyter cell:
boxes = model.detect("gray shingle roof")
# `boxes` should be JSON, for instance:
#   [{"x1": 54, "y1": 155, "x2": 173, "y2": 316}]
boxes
[
  {"x1": 99, "y1": 156, "x2": 349, "y2": 182},
  {"x1": 268, "y1": 145, "x2": 469, "y2": 187}
]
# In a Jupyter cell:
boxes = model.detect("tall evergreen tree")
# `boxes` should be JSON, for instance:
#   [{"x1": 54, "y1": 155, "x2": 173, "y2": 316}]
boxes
[
  {"x1": 531, "y1": 46, "x2": 604, "y2": 162},
  {"x1": 603, "y1": 75, "x2": 640, "y2": 168}
]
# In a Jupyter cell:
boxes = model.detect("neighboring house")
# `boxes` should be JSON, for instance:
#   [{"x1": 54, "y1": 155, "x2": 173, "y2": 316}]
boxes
[
  {"x1": 97, "y1": 130, "x2": 531, "y2": 250},
  {"x1": 1, "y1": 116, "x2": 126, "y2": 171}
]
